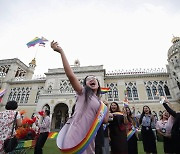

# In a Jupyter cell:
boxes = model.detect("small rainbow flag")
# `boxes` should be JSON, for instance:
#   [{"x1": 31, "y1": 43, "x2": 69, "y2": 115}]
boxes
[
  {"x1": 15, "y1": 140, "x2": 36, "y2": 150},
  {"x1": 48, "y1": 132, "x2": 58, "y2": 139},
  {"x1": 0, "y1": 89, "x2": 6, "y2": 103},
  {"x1": 100, "y1": 87, "x2": 110, "y2": 94},
  {"x1": 0, "y1": 89, "x2": 6, "y2": 97},
  {"x1": 26, "y1": 36, "x2": 48, "y2": 48},
  {"x1": 26, "y1": 37, "x2": 42, "y2": 48}
]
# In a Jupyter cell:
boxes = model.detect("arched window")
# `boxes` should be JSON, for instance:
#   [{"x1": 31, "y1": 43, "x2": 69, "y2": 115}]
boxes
[
  {"x1": 20, "y1": 91, "x2": 25, "y2": 103},
  {"x1": 35, "y1": 86, "x2": 44, "y2": 103},
  {"x1": 8, "y1": 87, "x2": 31, "y2": 103},
  {"x1": 113, "y1": 87, "x2": 119, "y2": 101},
  {"x1": 158, "y1": 85, "x2": 164, "y2": 96},
  {"x1": 152, "y1": 85, "x2": 157, "y2": 96},
  {"x1": 132, "y1": 86, "x2": 138, "y2": 98},
  {"x1": 12, "y1": 91, "x2": 17, "y2": 100},
  {"x1": 144, "y1": 80, "x2": 171, "y2": 100},
  {"x1": 17, "y1": 91, "x2": 21, "y2": 102},
  {"x1": 108, "y1": 90, "x2": 113, "y2": 100},
  {"x1": 127, "y1": 87, "x2": 132, "y2": 98},
  {"x1": 125, "y1": 82, "x2": 139, "y2": 101},
  {"x1": 106, "y1": 82, "x2": 119, "y2": 102},
  {"x1": 146, "y1": 86, "x2": 152, "y2": 97}
]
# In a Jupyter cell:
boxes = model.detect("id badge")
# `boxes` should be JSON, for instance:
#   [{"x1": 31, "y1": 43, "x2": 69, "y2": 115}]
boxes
[{"x1": 162, "y1": 128, "x2": 166, "y2": 133}]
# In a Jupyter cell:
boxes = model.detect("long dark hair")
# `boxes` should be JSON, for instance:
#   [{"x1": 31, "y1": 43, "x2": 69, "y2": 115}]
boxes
[
  {"x1": 110, "y1": 102, "x2": 120, "y2": 113},
  {"x1": 125, "y1": 106, "x2": 137, "y2": 126},
  {"x1": 83, "y1": 75, "x2": 101, "y2": 103},
  {"x1": 139, "y1": 105, "x2": 151, "y2": 124},
  {"x1": 125, "y1": 106, "x2": 132, "y2": 122}
]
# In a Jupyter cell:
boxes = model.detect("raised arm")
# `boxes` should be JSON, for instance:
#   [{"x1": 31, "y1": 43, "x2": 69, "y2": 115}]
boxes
[
  {"x1": 163, "y1": 102, "x2": 177, "y2": 118},
  {"x1": 51, "y1": 41, "x2": 82, "y2": 94}
]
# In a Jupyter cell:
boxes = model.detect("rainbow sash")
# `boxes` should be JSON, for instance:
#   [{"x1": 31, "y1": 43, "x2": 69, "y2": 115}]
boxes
[
  {"x1": 57, "y1": 103, "x2": 107, "y2": 154},
  {"x1": 127, "y1": 128, "x2": 137, "y2": 141},
  {"x1": 48, "y1": 132, "x2": 58, "y2": 139}
]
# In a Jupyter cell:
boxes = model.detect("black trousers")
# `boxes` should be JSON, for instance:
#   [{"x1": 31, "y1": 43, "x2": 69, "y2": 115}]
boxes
[{"x1": 34, "y1": 132, "x2": 49, "y2": 154}]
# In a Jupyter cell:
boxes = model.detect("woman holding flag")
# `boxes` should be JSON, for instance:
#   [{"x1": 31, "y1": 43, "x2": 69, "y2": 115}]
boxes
[
  {"x1": 51, "y1": 41, "x2": 109, "y2": 154},
  {"x1": 108, "y1": 102, "x2": 128, "y2": 154}
]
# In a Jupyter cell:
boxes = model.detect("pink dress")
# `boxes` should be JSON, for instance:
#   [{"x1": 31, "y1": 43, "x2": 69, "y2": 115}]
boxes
[
  {"x1": 0, "y1": 110, "x2": 21, "y2": 153},
  {"x1": 57, "y1": 88, "x2": 101, "y2": 154}
]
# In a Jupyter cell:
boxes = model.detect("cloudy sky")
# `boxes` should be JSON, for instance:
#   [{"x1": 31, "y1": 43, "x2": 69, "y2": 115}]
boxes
[{"x1": 0, "y1": 0, "x2": 180, "y2": 75}]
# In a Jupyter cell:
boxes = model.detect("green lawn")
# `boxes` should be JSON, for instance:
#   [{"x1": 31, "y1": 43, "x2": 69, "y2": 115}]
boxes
[{"x1": 26, "y1": 139, "x2": 164, "y2": 154}]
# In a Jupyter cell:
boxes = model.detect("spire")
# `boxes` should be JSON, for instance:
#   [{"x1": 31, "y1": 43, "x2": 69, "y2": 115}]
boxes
[
  {"x1": 171, "y1": 35, "x2": 180, "y2": 44},
  {"x1": 29, "y1": 58, "x2": 36, "y2": 68},
  {"x1": 74, "y1": 59, "x2": 80, "y2": 66}
]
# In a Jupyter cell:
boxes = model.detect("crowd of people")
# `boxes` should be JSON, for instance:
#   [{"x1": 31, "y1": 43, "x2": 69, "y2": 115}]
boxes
[
  {"x1": 0, "y1": 40, "x2": 179, "y2": 154},
  {"x1": 94, "y1": 99, "x2": 180, "y2": 154},
  {"x1": 51, "y1": 40, "x2": 180, "y2": 154}
]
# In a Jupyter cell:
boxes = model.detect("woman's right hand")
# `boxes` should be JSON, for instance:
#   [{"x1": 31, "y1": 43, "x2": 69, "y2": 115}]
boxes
[{"x1": 51, "y1": 40, "x2": 63, "y2": 54}]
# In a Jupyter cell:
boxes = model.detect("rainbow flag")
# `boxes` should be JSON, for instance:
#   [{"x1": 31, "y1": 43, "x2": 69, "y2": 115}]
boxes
[
  {"x1": 100, "y1": 87, "x2": 110, "y2": 94},
  {"x1": 0, "y1": 89, "x2": 6, "y2": 97},
  {"x1": 15, "y1": 140, "x2": 36, "y2": 150},
  {"x1": 48, "y1": 132, "x2": 58, "y2": 139},
  {"x1": 26, "y1": 36, "x2": 48, "y2": 48},
  {"x1": 0, "y1": 89, "x2": 6, "y2": 103},
  {"x1": 26, "y1": 37, "x2": 42, "y2": 48}
]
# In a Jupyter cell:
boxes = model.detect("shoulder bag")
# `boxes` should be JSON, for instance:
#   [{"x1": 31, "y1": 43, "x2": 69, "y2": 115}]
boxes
[{"x1": 3, "y1": 112, "x2": 18, "y2": 153}]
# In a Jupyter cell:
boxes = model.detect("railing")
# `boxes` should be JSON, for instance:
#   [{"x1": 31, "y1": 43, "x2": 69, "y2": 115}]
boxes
[{"x1": 106, "y1": 68, "x2": 167, "y2": 76}]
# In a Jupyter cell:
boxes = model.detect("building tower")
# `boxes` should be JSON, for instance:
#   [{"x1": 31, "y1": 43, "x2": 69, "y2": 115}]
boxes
[
  {"x1": 27, "y1": 58, "x2": 36, "y2": 79},
  {"x1": 167, "y1": 36, "x2": 180, "y2": 101}
]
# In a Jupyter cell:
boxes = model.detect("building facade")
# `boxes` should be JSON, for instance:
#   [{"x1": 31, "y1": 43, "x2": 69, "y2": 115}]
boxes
[{"x1": 0, "y1": 37, "x2": 180, "y2": 130}]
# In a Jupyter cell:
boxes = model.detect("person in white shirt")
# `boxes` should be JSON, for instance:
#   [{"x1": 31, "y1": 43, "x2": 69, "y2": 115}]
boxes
[{"x1": 34, "y1": 110, "x2": 50, "y2": 154}]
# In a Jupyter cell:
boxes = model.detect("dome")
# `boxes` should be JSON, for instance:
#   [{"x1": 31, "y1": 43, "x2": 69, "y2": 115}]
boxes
[
  {"x1": 74, "y1": 59, "x2": 80, "y2": 66},
  {"x1": 168, "y1": 36, "x2": 180, "y2": 59}
]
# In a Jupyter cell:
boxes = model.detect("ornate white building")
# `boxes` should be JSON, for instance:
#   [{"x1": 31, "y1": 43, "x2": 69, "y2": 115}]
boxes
[{"x1": 0, "y1": 37, "x2": 180, "y2": 130}]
